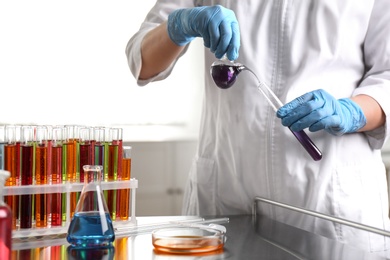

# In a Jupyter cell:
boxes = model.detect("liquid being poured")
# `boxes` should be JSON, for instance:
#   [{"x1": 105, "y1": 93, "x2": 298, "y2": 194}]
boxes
[{"x1": 210, "y1": 62, "x2": 322, "y2": 161}]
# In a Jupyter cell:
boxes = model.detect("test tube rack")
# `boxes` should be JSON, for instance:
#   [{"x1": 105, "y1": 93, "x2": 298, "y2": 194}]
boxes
[{"x1": 3, "y1": 179, "x2": 138, "y2": 239}]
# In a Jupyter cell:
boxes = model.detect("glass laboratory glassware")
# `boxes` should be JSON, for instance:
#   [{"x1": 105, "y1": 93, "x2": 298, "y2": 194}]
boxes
[
  {"x1": 0, "y1": 125, "x2": 5, "y2": 170},
  {"x1": 210, "y1": 57, "x2": 322, "y2": 161},
  {"x1": 67, "y1": 165, "x2": 115, "y2": 248},
  {"x1": 107, "y1": 129, "x2": 118, "y2": 220},
  {"x1": 111, "y1": 128, "x2": 123, "y2": 220},
  {"x1": 79, "y1": 127, "x2": 93, "y2": 183},
  {"x1": 119, "y1": 146, "x2": 132, "y2": 220},
  {"x1": 93, "y1": 127, "x2": 105, "y2": 168},
  {"x1": 35, "y1": 126, "x2": 49, "y2": 228},
  {"x1": 0, "y1": 170, "x2": 12, "y2": 260},
  {"x1": 20, "y1": 126, "x2": 34, "y2": 229},
  {"x1": 4, "y1": 125, "x2": 18, "y2": 229},
  {"x1": 64, "y1": 125, "x2": 79, "y2": 219},
  {"x1": 64, "y1": 125, "x2": 78, "y2": 182},
  {"x1": 50, "y1": 127, "x2": 64, "y2": 227}
]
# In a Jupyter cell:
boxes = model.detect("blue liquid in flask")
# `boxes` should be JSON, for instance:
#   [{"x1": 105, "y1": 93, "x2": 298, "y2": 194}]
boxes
[
  {"x1": 67, "y1": 165, "x2": 115, "y2": 248},
  {"x1": 67, "y1": 211, "x2": 115, "y2": 248}
]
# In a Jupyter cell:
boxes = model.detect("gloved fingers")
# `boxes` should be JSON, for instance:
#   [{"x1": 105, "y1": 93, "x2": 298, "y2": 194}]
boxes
[
  {"x1": 277, "y1": 89, "x2": 366, "y2": 135},
  {"x1": 310, "y1": 116, "x2": 345, "y2": 136},
  {"x1": 202, "y1": 28, "x2": 212, "y2": 49},
  {"x1": 288, "y1": 110, "x2": 321, "y2": 132},
  {"x1": 225, "y1": 21, "x2": 240, "y2": 61},
  {"x1": 207, "y1": 18, "x2": 221, "y2": 53},
  {"x1": 207, "y1": 7, "x2": 240, "y2": 60},
  {"x1": 277, "y1": 91, "x2": 316, "y2": 118},
  {"x1": 278, "y1": 93, "x2": 325, "y2": 128},
  {"x1": 308, "y1": 115, "x2": 341, "y2": 132},
  {"x1": 213, "y1": 20, "x2": 233, "y2": 58}
]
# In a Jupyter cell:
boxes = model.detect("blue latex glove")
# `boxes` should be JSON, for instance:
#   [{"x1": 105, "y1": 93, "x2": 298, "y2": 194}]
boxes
[
  {"x1": 276, "y1": 89, "x2": 367, "y2": 136},
  {"x1": 167, "y1": 5, "x2": 240, "y2": 61}
]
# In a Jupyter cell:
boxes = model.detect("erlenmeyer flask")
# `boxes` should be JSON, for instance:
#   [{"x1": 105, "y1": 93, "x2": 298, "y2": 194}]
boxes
[{"x1": 67, "y1": 165, "x2": 115, "y2": 248}]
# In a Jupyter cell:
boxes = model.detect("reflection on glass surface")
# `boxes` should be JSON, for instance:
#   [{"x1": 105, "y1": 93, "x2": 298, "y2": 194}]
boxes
[{"x1": 67, "y1": 245, "x2": 115, "y2": 260}]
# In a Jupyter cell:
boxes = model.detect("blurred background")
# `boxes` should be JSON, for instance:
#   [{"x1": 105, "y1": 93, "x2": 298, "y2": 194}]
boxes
[{"x1": 0, "y1": 0, "x2": 203, "y2": 216}]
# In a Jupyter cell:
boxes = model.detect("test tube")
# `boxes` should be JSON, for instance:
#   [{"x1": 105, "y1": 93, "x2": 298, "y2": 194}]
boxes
[
  {"x1": 103, "y1": 127, "x2": 111, "y2": 181},
  {"x1": 107, "y1": 128, "x2": 118, "y2": 220},
  {"x1": 89, "y1": 127, "x2": 96, "y2": 166},
  {"x1": 111, "y1": 128, "x2": 123, "y2": 179},
  {"x1": 14, "y1": 125, "x2": 22, "y2": 225},
  {"x1": 64, "y1": 126, "x2": 77, "y2": 182},
  {"x1": 64, "y1": 125, "x2": 78, "y2": 218},
  {"x1": 4, "y1": 125, "x2": 17, "y2": 229},
  {"x1": 79, "y1": 127, "x2": 92, "y2": 183},
  {"x1": 45, "y1": 125, "x2": 53, "y2": 227},
  {"x1": 0, "y1": 125, "x2": 5, "y2": 170},
  {"x1": 119, "y1": 146, "x2": 132, "y2": 220},
  {"x1": 102, "y1": 127, "x2": 110, "y2": 206},
  {"x1": 20, "y1": 126, "x2": 34, "y2": 229},
  {"x1": 112, "y1": 128, "x2": 123, "y2": 219},
  {"x1": 46, "y1": 125, "x2": 53, "y2": 182},
  {"x1": 255, "y1": 80, "x2": 322, "y2": 161},
  {"x1": 35, "y1": 126, "x2": 48, "y2": 227},
  {"x1": 93, "y1": 127, "x2": 105, "y2": 168},
  {"x1": 50, "y1": 127, "x2": 63, "y2": 227}
]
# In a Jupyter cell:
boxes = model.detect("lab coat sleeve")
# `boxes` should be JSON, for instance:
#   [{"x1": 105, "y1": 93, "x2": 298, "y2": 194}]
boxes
[
  {"x1": 125, "y1": 0, "x2": 193, "y2": 86},
  {"x1": 354, "y1": 0, "x2": 390, "y2": 149}
]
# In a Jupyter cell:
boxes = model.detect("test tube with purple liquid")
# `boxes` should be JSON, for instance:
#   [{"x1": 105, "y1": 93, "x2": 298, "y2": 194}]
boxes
[{"x1": 210, "y1": 60, "x2": 322, "y2": 161}]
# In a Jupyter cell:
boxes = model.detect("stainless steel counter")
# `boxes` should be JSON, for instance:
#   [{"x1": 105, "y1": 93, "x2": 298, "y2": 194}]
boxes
[{"x1": 11, "y1": 215, "x2": 389, "y2": 260}]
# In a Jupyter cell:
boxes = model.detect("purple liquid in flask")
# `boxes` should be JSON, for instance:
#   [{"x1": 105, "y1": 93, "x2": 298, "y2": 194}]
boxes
[
  {"x1": 210, "y1": 61, "x2": 322, "y2": 161},
  {"x1": 210, "y1": 64, "x2": 242, "y2": 89}
]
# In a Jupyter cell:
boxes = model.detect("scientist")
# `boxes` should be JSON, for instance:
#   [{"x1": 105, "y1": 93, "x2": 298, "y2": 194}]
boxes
[{"x1": 126, "y1": 1, "x2": 390, "y2": 256}]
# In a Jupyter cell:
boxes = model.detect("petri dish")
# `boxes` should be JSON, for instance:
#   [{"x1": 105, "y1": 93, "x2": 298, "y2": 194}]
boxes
[{"x1": 152, "y1": 226, "x2": 225, "y2": 254}]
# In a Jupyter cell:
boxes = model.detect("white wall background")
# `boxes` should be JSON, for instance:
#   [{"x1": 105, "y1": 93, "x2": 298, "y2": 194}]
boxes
[{"x1": 0, "y1": 0, "x2": 204, "y2": 140}]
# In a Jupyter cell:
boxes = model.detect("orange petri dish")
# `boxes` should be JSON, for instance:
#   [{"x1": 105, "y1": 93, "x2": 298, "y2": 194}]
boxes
[{"x1": 152, "y1": 226, "x2": 225, "y2": 254}]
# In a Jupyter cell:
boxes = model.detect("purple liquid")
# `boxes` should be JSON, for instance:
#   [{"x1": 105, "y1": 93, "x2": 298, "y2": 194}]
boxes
[
  {"x1": 211, "y1": 64, "x2": 242, "y2": 89},
  {"x1": 290, "y1": 129, "x2": 322, "y2": 161},
  {"x1": 20, "y1": 144, "x2": 33, "y2": 229}
]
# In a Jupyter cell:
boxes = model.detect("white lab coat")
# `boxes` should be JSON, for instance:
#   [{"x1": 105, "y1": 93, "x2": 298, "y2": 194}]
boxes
[{"x1": 126, "y1": 0, "x2": 390, "y2": 255}]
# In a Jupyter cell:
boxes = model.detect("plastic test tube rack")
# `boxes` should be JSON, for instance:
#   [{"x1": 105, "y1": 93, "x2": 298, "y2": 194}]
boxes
[{"x1": 3, "y1": 179, "x2": 138, "y2": 238}]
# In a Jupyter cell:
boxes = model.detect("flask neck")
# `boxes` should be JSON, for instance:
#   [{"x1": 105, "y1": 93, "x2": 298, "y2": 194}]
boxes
[
  {"x1": 82, "y1": 165, "x2": 103, "y2": 186},
  {"x1": 84, "y1": 170, "x2": 102, "y2": 185}
]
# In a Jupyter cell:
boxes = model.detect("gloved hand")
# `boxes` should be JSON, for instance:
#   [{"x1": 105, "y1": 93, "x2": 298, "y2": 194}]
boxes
[
  {"x1": 276, "y1": 89, "x2": 367, "y2": 136},
  {"x1": 167, "y1": 5, "x2": 240, "y2": 61}
]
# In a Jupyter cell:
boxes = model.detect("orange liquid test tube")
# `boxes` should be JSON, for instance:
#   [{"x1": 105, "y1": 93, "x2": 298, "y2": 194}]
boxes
[
  {"x1": 119, "y1": 146, "x2": 131, "y2": 220},
  {"x1": 4, "y1": 125, "x2": 18, "y2": 229},
  {"x1": 35, "y1": 126, "x2": 48, "y2": 228}
]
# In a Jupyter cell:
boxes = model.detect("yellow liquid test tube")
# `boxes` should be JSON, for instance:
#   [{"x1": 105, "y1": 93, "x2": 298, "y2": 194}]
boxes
[
  {"x1": 112, "y1": 128, "x2": 123, "y2": 220},
  {"x1": 107, "y1": 140, "x2": 118, "y2": 220}
]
